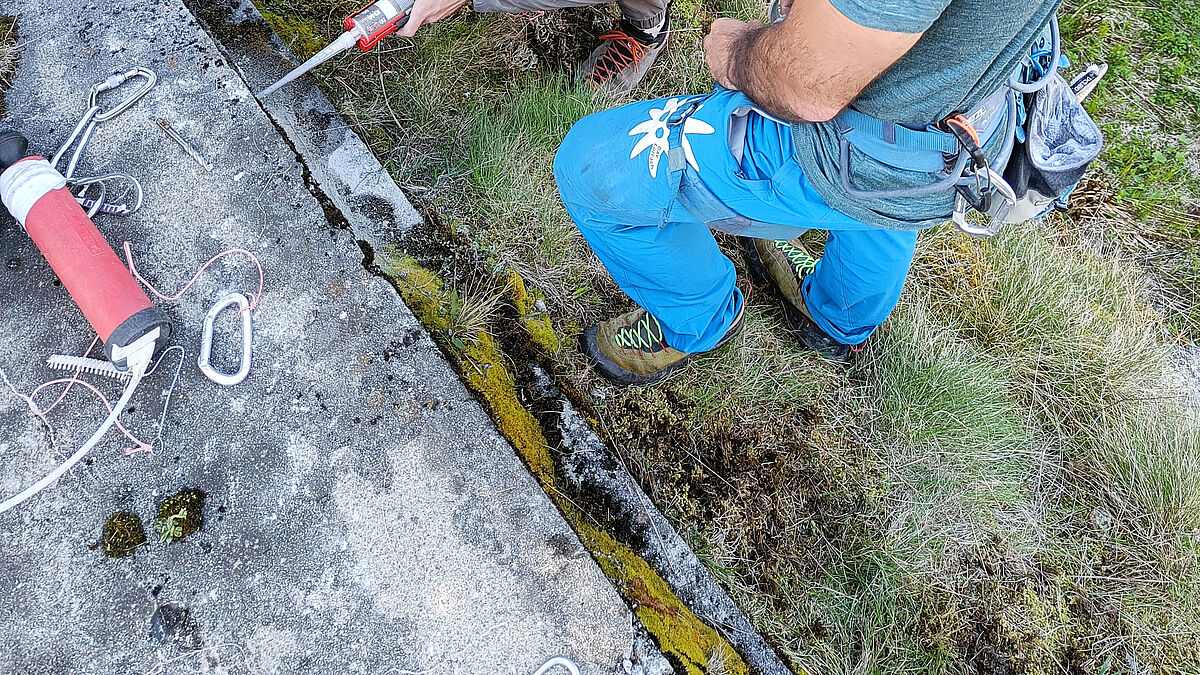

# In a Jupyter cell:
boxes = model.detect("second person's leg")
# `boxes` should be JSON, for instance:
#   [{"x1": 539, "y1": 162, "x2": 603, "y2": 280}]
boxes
[{"x1": 471, "y1": 0, "x2": 670, "y2": 94}]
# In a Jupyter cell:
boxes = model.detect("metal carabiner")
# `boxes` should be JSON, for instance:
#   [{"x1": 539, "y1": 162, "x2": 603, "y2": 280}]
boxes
[
  {"x1": 198, "y1": 293, "x2": 253, "y2": 386},
  {"x1": 953, "y1": 166, "x2": 1017, "y2": 238},
  {"x1": 89, "y1": 67, "x2": 157, "y2": 123},
  {"x1": 69, "y1": 173, "x2": 145, "y2": 216},
  {"x1": 46, "y1": 67, "x2": 156, "y2": 217},
  {"x1": 532, "y1": 657, "x2": 580, "y2": 675},
  {"x1": 50, "y1": 105, "x2": 100, "y2": 179},
  {"x1": 73, "y1": 180, "x2": 107, "y2": 218}
]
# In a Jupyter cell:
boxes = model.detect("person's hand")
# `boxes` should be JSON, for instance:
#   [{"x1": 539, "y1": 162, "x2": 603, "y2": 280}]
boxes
[
  {"x1": 703, "y1": 18, "x2": 764, "y2": 90},
  {"x1": 396, "y1": 0, "x2": 470, "y2": 38}
]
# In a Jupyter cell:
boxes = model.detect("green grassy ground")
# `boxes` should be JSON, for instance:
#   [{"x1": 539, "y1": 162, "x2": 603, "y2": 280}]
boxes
[{"x1": 258, "y1": 0, "x2": 1200, "y2": 671}]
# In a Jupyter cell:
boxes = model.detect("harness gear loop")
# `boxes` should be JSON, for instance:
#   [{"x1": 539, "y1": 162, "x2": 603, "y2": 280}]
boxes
[
  {"x1": 941, "y1": 113, "x2": 996, "y2": 213},
  {"x1": 942, "y1": 114, "x2": 985, "y2": 168}
]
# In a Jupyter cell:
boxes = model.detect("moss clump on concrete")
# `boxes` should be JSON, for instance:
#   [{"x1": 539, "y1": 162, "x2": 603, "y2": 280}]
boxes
[
  {"x1": 504, "y1": 269, "x2": 561, "y2": 355},
  {"x1": 463, "y1": 330, "x2": 557, "y2": 483},
  {"x1": 577, "y1": 520, "x2": 752, "y2": 675},
  {"x1": 381, "y1": 252, "x2": 748, "y2": 673},
  {"x1": 154, "y1": 489, "x2": 206, "y2": 544},
  {"x1": 102, "y1": 512, "x2": 146, "y2": 558},
  {"x1": 386, "y1": 254, "x2": 556, "y2": 482}
]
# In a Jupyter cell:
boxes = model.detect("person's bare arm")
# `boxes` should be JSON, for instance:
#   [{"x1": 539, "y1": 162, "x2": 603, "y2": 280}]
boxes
[
  {"x1": 397, "y1": 0, "x2": 468, "y2": 37},
  {"x1": 703, "y1": 0, "x2": 924, "y2": 122}
]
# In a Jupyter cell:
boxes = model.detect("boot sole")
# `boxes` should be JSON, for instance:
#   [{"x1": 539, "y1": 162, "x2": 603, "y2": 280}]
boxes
[{"x1": 582, "y1": 324, "x2": 691, "y2": 387}]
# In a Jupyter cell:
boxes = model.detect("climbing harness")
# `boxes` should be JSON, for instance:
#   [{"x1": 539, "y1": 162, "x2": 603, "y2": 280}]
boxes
[{"x1": 830, "y1": 15, "x2": 1104, "y2": 237}]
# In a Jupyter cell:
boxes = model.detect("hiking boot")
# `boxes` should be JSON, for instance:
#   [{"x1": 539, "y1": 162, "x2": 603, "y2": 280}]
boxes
[
  {"x1": 739, "y1": 236, "x2": 855, "y2": 364},
  {"x1": 583, "y1": 302, "x2": 744, "y2": 386},
  {"x1": 580, "y1": 15, "x2": 669, "y2": 97}
]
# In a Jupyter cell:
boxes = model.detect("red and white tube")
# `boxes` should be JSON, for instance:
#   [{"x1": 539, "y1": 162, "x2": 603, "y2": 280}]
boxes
[{"x1": 0, "y1": 133, "x2": 170, "y2": 369}]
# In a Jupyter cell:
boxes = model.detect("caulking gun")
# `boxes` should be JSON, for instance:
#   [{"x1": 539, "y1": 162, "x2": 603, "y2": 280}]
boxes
[
  {"x1": 0, "y1": 129, "x2": 171, "y2": 514},
  {"x1": 258, "y1": 0, "x2": 415, "y2": 98}
]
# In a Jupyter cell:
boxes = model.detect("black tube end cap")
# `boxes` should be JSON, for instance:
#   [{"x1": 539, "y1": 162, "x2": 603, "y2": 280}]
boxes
[{"x1": 0, "y1": 131, "x2": 29, "y2": 172}]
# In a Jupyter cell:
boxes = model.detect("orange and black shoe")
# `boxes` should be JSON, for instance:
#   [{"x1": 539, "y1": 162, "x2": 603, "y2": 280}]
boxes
[
  {"x1": 583, "y1": 303, "x2": 744, "y2": 386},
  {"x1": 580, "y1": 16, "x2": 670, "y2": 97}
]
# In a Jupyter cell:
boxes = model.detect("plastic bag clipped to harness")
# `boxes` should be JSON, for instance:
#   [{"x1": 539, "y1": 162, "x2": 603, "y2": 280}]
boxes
[{"x1": 1003, "y1": 71, "x2": 1103, "y2": 222}]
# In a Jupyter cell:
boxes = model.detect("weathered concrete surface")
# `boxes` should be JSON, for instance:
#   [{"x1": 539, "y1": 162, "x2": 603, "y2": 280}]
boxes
[
  {"x1": 185, "y1": 0, "x2": 424, "y2": 249},
  {"x1": 0, "y1": 0, "x2": 667, "y2": 673}
]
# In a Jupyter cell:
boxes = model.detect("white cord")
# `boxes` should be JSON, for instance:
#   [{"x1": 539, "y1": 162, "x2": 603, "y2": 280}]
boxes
[
  {"x1": 532, "y1": 657, "x2": 580, "y2": 675},
  {"x1": 0, "y1": 351, "x2": 149, "y2": 515}
]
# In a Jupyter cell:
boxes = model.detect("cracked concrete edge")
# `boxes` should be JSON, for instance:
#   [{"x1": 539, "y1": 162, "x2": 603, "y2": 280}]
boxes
[
  {"x1": 547, "y1": 373, "x2": 795, "y2": 675},
  {"x1": 190, "y1": 0, "x2": 422, "y2": 252},
  {"x1": 190, "y1": 4, "x2": 791, "y2": 673}
]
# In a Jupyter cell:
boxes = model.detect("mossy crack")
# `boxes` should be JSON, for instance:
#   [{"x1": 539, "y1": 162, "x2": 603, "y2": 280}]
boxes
[{"x1": 380, "y1": 252, "x2": 747, "y2": 674}]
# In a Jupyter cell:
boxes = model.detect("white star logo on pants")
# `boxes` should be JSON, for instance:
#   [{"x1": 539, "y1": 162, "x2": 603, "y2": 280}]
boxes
[{"x1": 628, "y1": 98, "x2": 716, "y2": 178}]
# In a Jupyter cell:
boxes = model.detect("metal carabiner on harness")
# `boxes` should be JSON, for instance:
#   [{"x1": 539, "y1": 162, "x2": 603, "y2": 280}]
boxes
[
  {"x1": 953, "y1": 166, "x2": 1016, "y2": 238},
  {"x1": 198, "y1": 293, "x2": 253, "y2": 386}
]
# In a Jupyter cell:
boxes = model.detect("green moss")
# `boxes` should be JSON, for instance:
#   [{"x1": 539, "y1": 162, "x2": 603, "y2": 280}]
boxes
[
  {"x1": 380, "y1": 252, "x2": 748, "y2": 673},
  {"x1": 578, "y1": 520, "x2": 754, "y2": 675},
  {"x1": 463, "y1": 331, "x2": 558, "y2": 483},
  {"x1": 154, "y1": 489, "x2": 206, "y2": 544},
  {"x1": 504, "y1": 270, "x2": 561, "y2": 355},
  {"x1": 385, "y1": 254, "x2": 556, "y2": 482},
  {"x1": 259, "y1": 10, "x2": 326, "y2": 61},
  {"x1": 102, "y1": 512, "x2": 145, "y2": 559}
]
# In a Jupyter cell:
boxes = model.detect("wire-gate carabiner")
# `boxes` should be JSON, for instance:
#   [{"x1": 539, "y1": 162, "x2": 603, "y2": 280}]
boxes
[{"x1": 198, "y1": 293, "x2": 253, "y2": 386}]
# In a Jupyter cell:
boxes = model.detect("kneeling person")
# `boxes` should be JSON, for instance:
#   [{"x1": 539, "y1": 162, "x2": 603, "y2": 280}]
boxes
[{"x1": 554, "y1": 0, "x2": 1061, "y2": 384}]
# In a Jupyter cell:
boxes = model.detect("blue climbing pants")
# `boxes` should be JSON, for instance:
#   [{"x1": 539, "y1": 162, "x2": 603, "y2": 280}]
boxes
[{"x1": 553, "y1": 87, "x2": 918, "y2": 353}]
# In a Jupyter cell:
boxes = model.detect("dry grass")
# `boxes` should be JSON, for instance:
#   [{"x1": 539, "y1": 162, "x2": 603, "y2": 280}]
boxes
[{"x1": 0, "y1": 17, "x2": 20, "y2": 93}]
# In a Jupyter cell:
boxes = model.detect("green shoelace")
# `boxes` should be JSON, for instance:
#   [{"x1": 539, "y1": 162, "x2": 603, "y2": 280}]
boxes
[
  {"x1": 775, "y1": 240, "x2": 817, "y2": 277},
  {"x1": 612, "y1": 312, "x2": 667, "y2": 352}
]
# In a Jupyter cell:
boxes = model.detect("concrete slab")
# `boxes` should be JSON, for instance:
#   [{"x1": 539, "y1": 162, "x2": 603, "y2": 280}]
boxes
[
  {"x1": 0, "y1": 0, "x2": 669, "y2": 673},
  {"x1": 188, "y1": 0, "x2": 424, "y2": 250}
]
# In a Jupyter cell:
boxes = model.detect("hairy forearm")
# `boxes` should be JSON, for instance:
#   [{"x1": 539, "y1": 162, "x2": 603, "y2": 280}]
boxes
[{"x1": 727, "y1": 23, "x2": 843, "y2": 123}]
